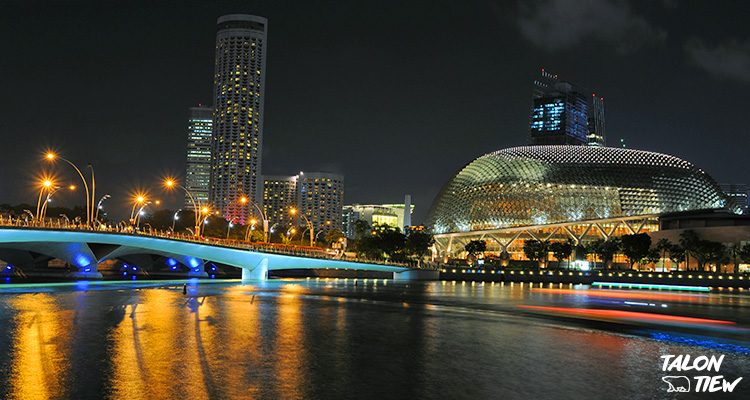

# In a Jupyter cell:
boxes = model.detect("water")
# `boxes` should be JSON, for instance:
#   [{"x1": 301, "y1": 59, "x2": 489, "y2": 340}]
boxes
[{"x1": 0, "y1": 279, "x2": 748, "y2": 399}]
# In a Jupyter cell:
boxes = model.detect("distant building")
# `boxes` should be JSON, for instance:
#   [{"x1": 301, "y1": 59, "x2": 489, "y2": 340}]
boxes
[
  {"x1": 530, "y1": 69, "x2": 605, "y2": 147},
  {"x1": 185, "y1": 106, "x2": 213, "y2": 209},
  {"x1": 587, "y1": 94, "x2": 606, "y2": 146},
  {"x1": 342, "y1": 197, "x2": 415, "y2": 238},
  {"x1": 296, "y1": 172, "x2": 344, "y2": 233},
  {"x1": 262, "y1": 175, "x2": 298, "y2": 227},
  {"x1": 720, "y1": 184, "x2": 748, "y2": 214},
  {"x1": 210, "y1": 14, "x2": 268, "y2": 223},
  {"x1": 342, "y1": 206, "x2": 361, "y2": 238}
]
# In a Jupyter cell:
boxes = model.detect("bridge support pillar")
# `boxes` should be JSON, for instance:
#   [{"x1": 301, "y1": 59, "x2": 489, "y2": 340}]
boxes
[
  {"x1": 242, "y1": 258, "x2": 268, "y2": 281},
  {"x1": 70, "y1": 266, "x2": 103, "y2": 279},
  {"x1": 392, "y1": 269, "x2": 439, "y2": 281}
]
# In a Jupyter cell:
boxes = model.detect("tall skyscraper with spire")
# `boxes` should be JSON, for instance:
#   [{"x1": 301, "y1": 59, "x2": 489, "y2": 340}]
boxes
[{"x1": 209, "y1": 14, "x2": 268, "y2": 223}]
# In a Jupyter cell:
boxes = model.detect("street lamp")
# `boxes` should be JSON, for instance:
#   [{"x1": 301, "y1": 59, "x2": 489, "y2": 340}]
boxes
[
  {"x1": 164, "y1": 178, "x2": 203, "y2": 237},
  {"x1": 227, "y1": 218, "x2": 237, "y2": 239},
  {"x1": 129, "y1": 193, "x2": 147, "y2": 226},
  {"x1": 245, "y1": 218, "x2": 258, "y2": 241},
  {"x1": 40, "y1": 184, "x2": 77, "y2": 222},
  {"x1": 171, "y1": 209, "x2": 182, "y2": 232},
  {"x1": 35, "y1": 177, "x2": 55, "y2": 222},
  {"x1": 94, "y1": 194, "x2": 111, "y2": 225},
  {"x1": 135, "y1": 201, "x2": 152, "y2": 229},
  {"x1": 45, "y1": 151, "x2": 95, "y2": 226},
  {"x1": 290, "y1": 207, "x2": 314, "y2": 246},
  {"x1": 239, "y1": 196, "x2": 269, "y2": 242}
]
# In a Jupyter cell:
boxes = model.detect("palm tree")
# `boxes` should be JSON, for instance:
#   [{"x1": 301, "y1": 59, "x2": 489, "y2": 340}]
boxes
[{"x1": 655, "y1": 238, "x2": 672, "y2": 272}]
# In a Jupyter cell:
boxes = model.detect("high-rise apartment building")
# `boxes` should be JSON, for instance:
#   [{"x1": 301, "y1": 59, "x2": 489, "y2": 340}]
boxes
[
  {"x1": 185, "y1": 106, "x2": 213, "y2": 209},
  {"x1": 262, "y1": 175, "x2": 298, "y2": 227},
  {"x1": 296, "y1": 172, "x2": 345, "y2": 233},
  {"x1": 529, "y1": 69, "x2": 605, "y2": 147},
  {"x1": 262, "y1": 172, "x2": 345, "y2": 234},
  {"x1": 209, "y1": 14, "x2": 268, "y2": 223}
]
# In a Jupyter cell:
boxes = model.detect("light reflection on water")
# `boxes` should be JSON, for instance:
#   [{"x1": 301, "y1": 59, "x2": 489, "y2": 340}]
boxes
[{"x1": 0, "y1": 280, "x2": 748, "y2": 399}]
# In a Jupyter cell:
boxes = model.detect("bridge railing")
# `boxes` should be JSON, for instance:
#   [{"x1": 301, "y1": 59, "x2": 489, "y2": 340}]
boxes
[{"x1": 0, "y1": 215, "x2": 432, "y2": 269}]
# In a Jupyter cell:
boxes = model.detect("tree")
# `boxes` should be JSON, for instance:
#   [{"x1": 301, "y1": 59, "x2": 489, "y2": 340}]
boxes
[
  {"x1": 620, "y1": 233, "x2": 651, "y2": 269},
  {"x1": 668, "y1": 244, "x2": 685, "y2": 271},
  {"x1": 597, "y1": 238, "x2": 621, "y2": 269},
  {"x1": 324, "y1": 229, "x2": 345, "y2": 245},
  {"x1": 645, "y1": 248, "x2": 661, "y2": 268},
  {"x1": 352, "y1": 219, "x2": 371, "y2": 240},
  {"x1": 679, "y1": 230, "x2": 700, "y2": 271},
  {"x1": 523, "y1": 239, "x2": 549, "y2": 267},
  {"x1": 655, "y1": 238, "x2": 672, "y2": 271},
  {"x1": 738, "y1": 244, "x2": 750, "y2": 272},
  {"x1": 464, "y1": 240, "x2": 487, "y2": 260},
  {"x1": 406, "y1": 231, "x2": 435, "y2": 260},
  {"x1": 549, "y1": 240, "x2": 573, "y2": 269}
]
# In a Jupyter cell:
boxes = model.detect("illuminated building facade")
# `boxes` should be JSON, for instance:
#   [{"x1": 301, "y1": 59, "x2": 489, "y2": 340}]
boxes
[
  {"x1": 530, "y1": 69, "x2": 605, "y2": 146},
  {"x1": 341, "y1": 200, "x2": 415, "y2": 237},
  {"x1": 209, "y1": 14, "x2": 267, "y2": 223},
  {"x1": 262, "y1": 175, "x2": 298, "y2": 227},
  {"x1": 427, "y1": 145, "x2": 728, "y2": 260},
  {"x1": 530, "y1": 81, "x2": 588, "y2": 145},
  {"x1": 185, "y1": 106, "x2": 213, "y2": 209},
  {"x1": 296, "y1": 172, "x2": 344, "y2": 233}
]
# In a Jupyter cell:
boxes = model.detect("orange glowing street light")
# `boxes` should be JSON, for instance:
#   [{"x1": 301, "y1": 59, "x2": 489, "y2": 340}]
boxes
[
  {"x1": 45, "y1": 150, "x2": 96, "y2": 226},
  {"x1": 289, "y1": 207, "x2": 314, "y2": 246},
  {"x1": 239, "y1": 196, "x2": 269, "y2": 242},
  {"x1": 40, "y1": 183, "x2": 77, "y2": 221},
  {"x1": 163, "y1": 177, "x2": 205, "y2": 237},
  {"x1": 35, "y1": 176, "x2": 56, "y2": 222}
]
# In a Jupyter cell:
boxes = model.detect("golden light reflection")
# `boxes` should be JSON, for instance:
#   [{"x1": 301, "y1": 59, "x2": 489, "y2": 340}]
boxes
[
  {"x1": 8, "y1": 294, "x2": 73, "y2": 400},
  {"x1": 276, "y1": 284, "x2": 304, "y2": 399}
]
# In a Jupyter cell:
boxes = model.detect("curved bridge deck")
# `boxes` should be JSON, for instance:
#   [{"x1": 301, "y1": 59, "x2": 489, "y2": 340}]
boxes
[{"x1": 0, "y1": 225, "x2": 432, "y2": 280}]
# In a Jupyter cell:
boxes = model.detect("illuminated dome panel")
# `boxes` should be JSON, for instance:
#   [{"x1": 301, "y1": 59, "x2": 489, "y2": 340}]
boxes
[{"x1": 427, "y1": 146, "x2": 727, "y2": 234}]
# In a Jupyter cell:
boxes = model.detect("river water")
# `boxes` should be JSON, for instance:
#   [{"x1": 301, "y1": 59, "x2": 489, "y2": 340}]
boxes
[{"x1": 0, "y1": 279, "x2": 748, "y2": 399}]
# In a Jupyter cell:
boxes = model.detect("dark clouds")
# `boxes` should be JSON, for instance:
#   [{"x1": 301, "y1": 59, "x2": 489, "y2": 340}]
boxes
[
  {"x1": 517, "y1": 0, "x2": 666, "y2": 53},
  {"x1": 686, "y1": 39, "x2": 750, "y2": 83}
]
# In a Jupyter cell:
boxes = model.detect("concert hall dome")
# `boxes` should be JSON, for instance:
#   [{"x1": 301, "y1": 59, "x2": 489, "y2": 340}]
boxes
[{"x1": 427, "y1": 145, "x2": 727, "y2": 234}]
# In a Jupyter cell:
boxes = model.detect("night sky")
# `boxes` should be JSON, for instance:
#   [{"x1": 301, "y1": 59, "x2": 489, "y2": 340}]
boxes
[{"x1": 1, "y1": 0, "x2": 749, "y2": 223}]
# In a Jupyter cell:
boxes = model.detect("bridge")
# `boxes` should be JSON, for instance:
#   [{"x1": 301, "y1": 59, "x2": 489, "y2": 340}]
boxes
[{"x1": 0, "y1": 226, "x2": 437, "y2": 281}]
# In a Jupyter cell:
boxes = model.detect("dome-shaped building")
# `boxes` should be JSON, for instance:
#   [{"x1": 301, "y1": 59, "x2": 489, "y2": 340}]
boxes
[{"x1": 427, "y1": 146, "x2": 727, "y2": 234}]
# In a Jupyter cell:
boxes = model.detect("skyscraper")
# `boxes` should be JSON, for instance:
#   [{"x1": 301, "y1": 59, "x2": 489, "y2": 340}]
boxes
[
  {"x1": 587, "y1": 94, "x2": 606, "y2": 146},
  {"x1": 210, "y1": 14, "x2": 268, "y2": 223},
  {"x1": 185, "y1": 106, "x2": 213, "y2": 209},
  {"x1": 530, "y1": 80, "x2": 589, "y2": 145},
  {"x1": 529, "y1": 69, "x2": 605, "y2": 147}
]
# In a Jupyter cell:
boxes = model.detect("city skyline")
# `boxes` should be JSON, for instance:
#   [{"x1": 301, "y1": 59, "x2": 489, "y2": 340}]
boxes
[{"x1": 1, "y1": 1, "x2": 749, "y2": 224}]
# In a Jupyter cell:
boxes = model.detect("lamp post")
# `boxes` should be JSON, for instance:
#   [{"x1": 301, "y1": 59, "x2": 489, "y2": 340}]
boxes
[
  {"x1": 45, "y1": 151, "x2": 94, "y2": 226},
  {"x1": 245, "y1": 218, "x2": 258, "y2": 241},
  {"x1": 171, "y1": 209, "x2": 182, "y2": 232},
  {"x1": 164, "y1": 178, "x2": 203, "y2": 237},
  {"x1": 290, "y1": 207, "x2": 314, "y2": 246},
  {"x1": 239, "y1": 196, "x2": 269, "y2": 242},
  {"x1": 135, "y1": 201, "x2": 152, "y2": 229},
  {"x1": 227, "y1": 218, "x2": 237, "y2": 239},
  {"x1": 94, "y1": 194, "x2": 111, "y2": 225},
  {"x1": 129, "y1": 194, "x2": 147, "y2": 227},
  {"x1": 35, "y1": 178, "x2": 55, "y2": 223},
  {"x1": 40, "y1": 184, "x2": 77, "y2": 222}
]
